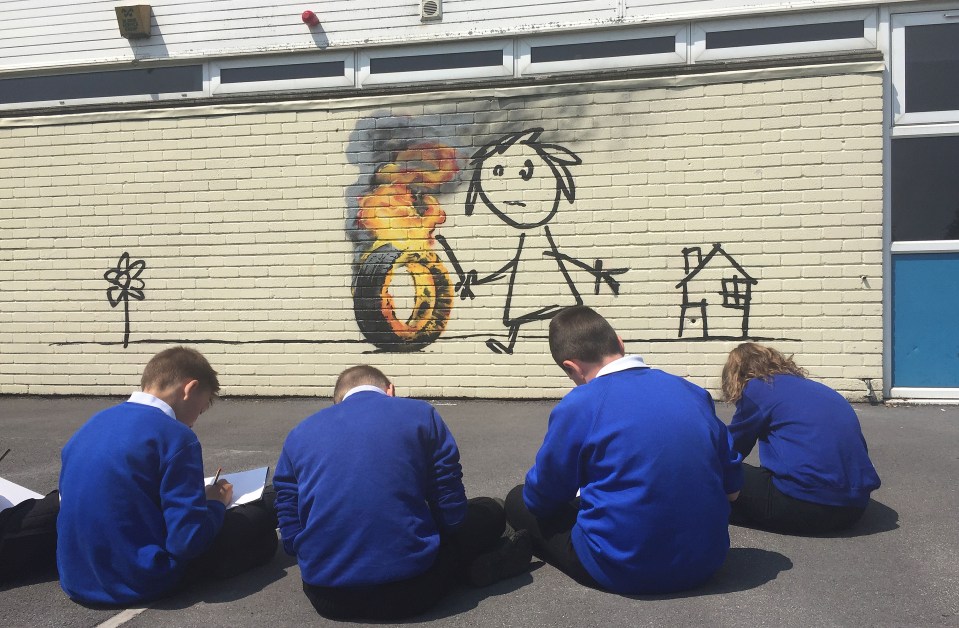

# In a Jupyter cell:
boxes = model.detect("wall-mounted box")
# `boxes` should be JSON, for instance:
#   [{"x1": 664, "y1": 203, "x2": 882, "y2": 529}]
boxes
[{"x1": 115, "y1": 5, "x2": 152, "y2": 39}]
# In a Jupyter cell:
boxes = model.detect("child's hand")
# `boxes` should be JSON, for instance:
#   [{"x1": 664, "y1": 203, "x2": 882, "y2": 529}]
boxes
[{"x1": 205, "y1": 479, "x2": 234, "y2": 506}]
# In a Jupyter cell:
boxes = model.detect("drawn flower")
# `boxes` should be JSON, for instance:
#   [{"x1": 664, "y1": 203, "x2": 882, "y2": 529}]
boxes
[{"x1": 104, "y1": 252, "x2": 146, "y2": 348}]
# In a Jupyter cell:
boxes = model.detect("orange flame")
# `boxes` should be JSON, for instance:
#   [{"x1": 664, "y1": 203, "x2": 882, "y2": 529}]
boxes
[{"x1": 357, "y1": 143, "x2": 459, "y2": 252}]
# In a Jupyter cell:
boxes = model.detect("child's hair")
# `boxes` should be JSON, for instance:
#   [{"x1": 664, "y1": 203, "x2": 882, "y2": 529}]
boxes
[
  {"x1": 140, "y1": 346, "x2": 220, "y2": 396},
  {"x1": 333, "y1": 365, "x2": 391, "y2": 404},
  {"x1": 548, "y1": 306, "x2": 622, "y2": 366},
  {"x1": 721, "y1": 342, "x2": 807, "y2": 403}
]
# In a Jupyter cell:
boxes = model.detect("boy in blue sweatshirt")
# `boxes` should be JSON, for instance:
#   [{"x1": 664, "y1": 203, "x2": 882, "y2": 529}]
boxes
[
  {"x1": 505, "y1": 306, "x2": 743, "y2": 594},
  {"x1": 275, "y1": 365, "x2": 531, "y2": 620},
  {"x1": 57, "y1": 346, "x2": 277, "y2": 605}
]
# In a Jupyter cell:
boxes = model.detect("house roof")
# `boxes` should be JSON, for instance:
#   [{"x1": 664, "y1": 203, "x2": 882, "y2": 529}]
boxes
[{"x1": 675, "y1": 242, "x2": 759, "y2": 288}]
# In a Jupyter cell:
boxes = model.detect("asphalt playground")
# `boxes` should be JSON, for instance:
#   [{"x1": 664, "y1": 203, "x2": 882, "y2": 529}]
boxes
[{"x1": 0, "y1": 395, "x2": 956, "y2": 627}]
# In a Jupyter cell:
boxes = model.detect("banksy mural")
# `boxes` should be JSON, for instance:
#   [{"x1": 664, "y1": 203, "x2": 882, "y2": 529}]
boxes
[
  {"x1": 438, "y1": 128, "x2": 628, "y2": 354},
  {"x1": 55, "y1": 120, "x2": 791, "y2": 354}
]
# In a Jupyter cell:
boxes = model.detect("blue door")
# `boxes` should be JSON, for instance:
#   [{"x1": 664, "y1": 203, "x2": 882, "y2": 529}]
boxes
[{"x1": 892, "y1": 253, "x2": 959, "y2": 388}]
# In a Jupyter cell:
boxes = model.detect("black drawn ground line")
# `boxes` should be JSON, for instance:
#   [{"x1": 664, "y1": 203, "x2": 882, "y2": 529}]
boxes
[{"x1": 51, "y1": 335, "x2": 800, "y2": 347}]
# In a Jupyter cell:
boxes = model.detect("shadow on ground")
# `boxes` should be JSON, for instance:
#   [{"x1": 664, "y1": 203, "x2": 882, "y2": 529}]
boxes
[
  {"x1": 152, "y1": 550, "x2": 297, "y2": 609},
  {"x1": 728, "y1": 497, "x2": 899, "y2": 538}
]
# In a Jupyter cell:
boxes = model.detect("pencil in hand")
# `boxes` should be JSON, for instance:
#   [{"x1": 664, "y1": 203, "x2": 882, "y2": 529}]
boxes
[
  {"x1": 0, "y1": 448, "x2": 10, "y2": 464},
  {"x1": 209, "y1": 467, "x2": 222, "y2": 486}
]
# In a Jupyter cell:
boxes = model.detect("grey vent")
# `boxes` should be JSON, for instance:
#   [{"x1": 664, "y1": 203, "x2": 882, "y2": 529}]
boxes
[{"x1": 421, "y1": 0, "x2": 442, "y2": 21}]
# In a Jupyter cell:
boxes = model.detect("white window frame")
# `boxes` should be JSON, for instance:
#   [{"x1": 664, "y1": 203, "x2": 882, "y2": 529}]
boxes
[
  {"x1": 357, "y1": 39, "x2": 513, "y2": 88},
  {"x1": 889, "y1": 122, "x2": 959, "y2": 253},
  {"x1": 890, "y1": 9, "x2": 959, "y2": 126},
  {"x1": 691, "y1": 9, "x2": 878, "y2": 64},
  {"x1": 0, "y1": 63, "x2": 208, "y2": 112},
  {"x1": 889, "y1": 387, "x2": 959, "y2": 400},
  {"x1": 211, "y1": 52, "x2": 355, "y2": 96},
  {"x1": 518, "y1": 25, "x2": 686, "y2": 77}
]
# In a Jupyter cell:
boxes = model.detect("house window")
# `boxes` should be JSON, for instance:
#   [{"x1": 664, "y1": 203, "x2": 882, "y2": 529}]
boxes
[
  {"x1": 0, "y1": 65, "x2": 203, "y2": 107},
  {"x1": 721, "y1": 276, "x2": 750, "y2": 309}
]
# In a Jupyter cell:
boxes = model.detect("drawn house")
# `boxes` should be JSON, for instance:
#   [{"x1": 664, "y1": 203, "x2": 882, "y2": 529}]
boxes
[{"x1": 675, "y1": 244, "x2": 758, "y2": 339}]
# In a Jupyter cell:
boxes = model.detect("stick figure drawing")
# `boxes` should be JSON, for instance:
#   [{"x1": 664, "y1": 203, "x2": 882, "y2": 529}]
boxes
[{"x1": 438, "y1": 128, "x2": 627, "y2": 354}]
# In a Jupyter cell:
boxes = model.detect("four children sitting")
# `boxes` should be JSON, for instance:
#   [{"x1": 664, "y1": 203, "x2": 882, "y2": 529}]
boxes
[{"x1": 1, "y1": 309, "x2": 882, "y2": 615}]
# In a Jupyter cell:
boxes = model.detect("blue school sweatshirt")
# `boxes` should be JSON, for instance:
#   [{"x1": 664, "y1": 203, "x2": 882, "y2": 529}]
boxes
[
  {"x1": 57, "y1": 402, "x2": 225, "y2": 604},
  {"x1": 728, "y1": 375, "x2": 880, "y2": 507},
  {"x1": 274, "y1": 391, "x2": 467, "y2": 587},
  {"x1": 524, "y1": 367, "x2": 743, "y2": 595}
]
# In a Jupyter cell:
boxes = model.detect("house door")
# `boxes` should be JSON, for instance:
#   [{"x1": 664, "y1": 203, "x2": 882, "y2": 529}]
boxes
[{"x1": 889, "y1": 10, "x2": 959, "y2": 398}]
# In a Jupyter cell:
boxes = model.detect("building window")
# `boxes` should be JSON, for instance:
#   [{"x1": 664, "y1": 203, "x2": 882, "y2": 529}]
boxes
[
  {"x1": 530, "y1": 36, "x2": 675, "y2": 63},
  {"x1": 358, "y1": 41, "x2": 512, "y2": 87},
  {"x1": 705, "y1": 20, "x2": 864, "y2": 49},
  {"x1": 891, "y1": 134, "x2": 959, "y2": 244},
  {"x1": 369, "y1": 50, "x2": 503, "y2": 74},
  {"x1": 691, "y1": 9, "x2": 877, "y2": 63},
  {"x1": 211, "y1": 53, "x2": 354, "y2": 95},
  {"x1": 519, "y1": 26, "x2": 686, "y2": 76},
  {"x1": 891, "y1": 11, "x2": 959, "y2": 125},
  {"x1": 0, "y1": 65, "x2": 203, "y2": 108},
  {"x1": 221, "y1": 61, "x2": 344, "y2": 84}
]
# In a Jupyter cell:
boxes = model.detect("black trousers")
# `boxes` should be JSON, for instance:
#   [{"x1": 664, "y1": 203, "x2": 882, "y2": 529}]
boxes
[
  {"x1": 0, "y1": 490, "x2": 59, "y2": 585},
  {"x1": 504, "y1": 484, "x2": 599, "y2": 589},
  {"x1": 302, "y1": 496, "x2": 507, "y2": 621},
  {"x1": 729, "y1": 464, "x2": 866, "y2": 535},
  {"x1": 183, "y1": 485, "x2": 279, "y2": 583}
]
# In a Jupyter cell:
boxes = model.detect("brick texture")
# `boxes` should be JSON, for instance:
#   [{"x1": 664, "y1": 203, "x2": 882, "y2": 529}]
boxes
[{"x1": 0, "y1": 68, "x2": 884, "y2": 399}]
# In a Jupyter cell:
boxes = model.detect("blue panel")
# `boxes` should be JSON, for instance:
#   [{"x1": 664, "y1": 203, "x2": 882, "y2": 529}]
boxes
[{"x1": 892, "y1": 253, "x2": 959, "y2": 388}]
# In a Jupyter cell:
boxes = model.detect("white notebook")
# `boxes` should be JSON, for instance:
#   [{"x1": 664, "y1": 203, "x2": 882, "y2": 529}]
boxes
[
  {"x1": 0, "y1": 476, "x2": 45, "y2": 512},
  {"x1": 204, "y1": 466, "x2": 269, "y2": 509}
]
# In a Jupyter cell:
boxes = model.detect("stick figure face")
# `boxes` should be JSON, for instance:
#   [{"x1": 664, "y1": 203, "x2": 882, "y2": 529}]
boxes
[
  {"x1": 466, "y1": 128, "x2": 582, "y2": 230},
  {"x1": 476, "y1": 142, "x2": 559, "y2": 228}
]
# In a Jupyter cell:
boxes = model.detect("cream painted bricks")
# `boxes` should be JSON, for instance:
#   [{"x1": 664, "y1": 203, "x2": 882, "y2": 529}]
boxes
[{"x1": 0, "y1": 68, "x2": 884, "y2": 399}]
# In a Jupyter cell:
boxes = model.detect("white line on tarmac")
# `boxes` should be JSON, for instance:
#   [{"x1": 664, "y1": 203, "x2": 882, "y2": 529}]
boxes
[{"x1": 94, "y1": 607, "x2": 148, "y2": 628}]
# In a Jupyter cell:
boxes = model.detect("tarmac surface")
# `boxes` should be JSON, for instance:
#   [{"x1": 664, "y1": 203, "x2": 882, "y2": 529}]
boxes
[{"x1": 0, "y1": 395, "x2": 957, "y2": 627}]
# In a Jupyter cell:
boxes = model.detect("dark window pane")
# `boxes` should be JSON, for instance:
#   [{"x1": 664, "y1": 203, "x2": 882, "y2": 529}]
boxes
[
  {"x1": 370, "y1": 50, "x2": 502, "y2": 74},
  {"x1": 530, "y1": 36, "x2": 675, "y2": 63},
  {"x1": 706, "y1": 20, "x2": 863, "y2": 49},
  {"x1": 0, "y1": 66, "x2": 202, "y2": 105},
  {"x1": 892, "y1": 135, "x2": 959, "y2": 241},
  {"x1": 904, "y1": 23, "x2": 959, "y2": 113},
  {"x1": 221, "y1": 61, "x2": 345, "y2": 84}
]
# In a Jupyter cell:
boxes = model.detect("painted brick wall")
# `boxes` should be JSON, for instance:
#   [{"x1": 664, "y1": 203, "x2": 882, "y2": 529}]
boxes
[{"x1": 0, "y1": 63, "x2": 884, "y2": 399}]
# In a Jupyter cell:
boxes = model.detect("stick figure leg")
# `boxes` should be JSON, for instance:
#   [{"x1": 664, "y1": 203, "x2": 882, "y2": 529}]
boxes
[{"x1": 486, "y1": 325, "x2": 519, "y2": 355}]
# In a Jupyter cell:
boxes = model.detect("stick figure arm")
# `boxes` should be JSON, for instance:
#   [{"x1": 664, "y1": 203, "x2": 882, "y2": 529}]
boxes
[
  {"x1": 542, "y1": 249, "x2": 628, "y2": 296},
  {"x1": 438, "y1": 234, "x2": 520, "y2": 300}
]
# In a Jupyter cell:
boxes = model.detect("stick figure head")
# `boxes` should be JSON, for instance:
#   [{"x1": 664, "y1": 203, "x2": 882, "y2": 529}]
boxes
[{"x1": 466, "y1": 128, "x2": 582, "y2": 229}]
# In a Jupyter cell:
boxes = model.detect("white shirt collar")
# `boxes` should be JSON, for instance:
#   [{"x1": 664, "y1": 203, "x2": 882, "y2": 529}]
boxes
[
  {"x1": 341, "y1": 385, "x2": 387, "y2": 401},
  {"x1": 128, "y1": 391, "x2": 177, "y2": 421},
  {"x1": 595, "y1": 355, "x2": 649, "y2": 379}
]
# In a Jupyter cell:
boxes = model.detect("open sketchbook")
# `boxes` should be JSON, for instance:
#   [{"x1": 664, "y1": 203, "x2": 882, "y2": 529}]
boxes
[
  {"x1": 204, "y1": 466, "x2": 269, "y2": 509},
  {"x1": 0, "y1": 476, "x2": 44, "y2": 512}
]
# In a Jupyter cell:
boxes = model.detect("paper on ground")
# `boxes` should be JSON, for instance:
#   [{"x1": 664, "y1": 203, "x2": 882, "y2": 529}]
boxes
[
  {"x1": 204, "y1": 466, "x2": 269, "y2": 509},
  {"x1": 0, "y1": 476, "x2": 44, "y2": 511}
]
